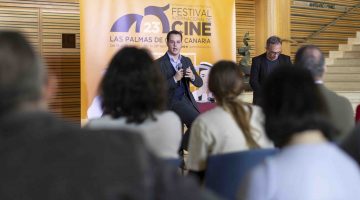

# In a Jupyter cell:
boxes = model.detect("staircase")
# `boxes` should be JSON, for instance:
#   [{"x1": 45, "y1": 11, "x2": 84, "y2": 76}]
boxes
[{"x1": 325, "y1": 31, "x2": 360, "y2": 111}]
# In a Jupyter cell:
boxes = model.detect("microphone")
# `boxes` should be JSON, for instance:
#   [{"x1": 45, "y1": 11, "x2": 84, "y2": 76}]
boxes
[
  {"x1": 176, "y1": 63, "x2": 183, "y2": 71},
  {"x1": 176, "y1": 62, "x2": 187, "y2": 78}
]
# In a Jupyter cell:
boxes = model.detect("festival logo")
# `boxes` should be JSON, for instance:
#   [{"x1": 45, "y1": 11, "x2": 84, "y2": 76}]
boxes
[
  {"x1": 109, "y1": 3, "x2": 212, "y2": 50},
  {"x1": 110, "y1": 4, "x2": 170, "y2": 33}
]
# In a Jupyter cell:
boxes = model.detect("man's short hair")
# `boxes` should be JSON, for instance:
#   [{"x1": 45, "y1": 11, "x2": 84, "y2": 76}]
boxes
[
  {"x1": 0, "y1": 30, "x2": 45, "y2": 115},
  {"x1": 166, "y1": 30, "x2": 183, "y2": 41},
  {"x1": 294, "y1": 45, "x2": 325, "y2": 78},
  {"x1": 266, "y1": 36, "x2": 282, "y2": 48}
]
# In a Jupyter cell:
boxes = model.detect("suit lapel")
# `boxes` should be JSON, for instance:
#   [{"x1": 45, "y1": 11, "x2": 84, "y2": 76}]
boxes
[
  {"x1": 180, "y1": 56, "x2": 189, "y2": 88},
  {"x1": 278, "y1": 55, "x2": 284, "y2": 65},
  {"x1": 162, "y1": 53, "x2": 176, "y2": 77}
]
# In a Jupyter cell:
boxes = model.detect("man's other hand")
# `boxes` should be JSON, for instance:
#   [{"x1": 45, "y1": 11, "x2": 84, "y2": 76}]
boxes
[
  {"x1": 185, "y1": 68, "x2": 195, "y2": 81},
  {"x1": 174, "y1": 69, "x2": 184, "y2": 81}
]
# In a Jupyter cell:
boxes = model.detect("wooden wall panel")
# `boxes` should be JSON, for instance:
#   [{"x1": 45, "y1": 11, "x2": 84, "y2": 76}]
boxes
[
  {"x1": 291, "y1": 0, "x2": 360, "y2": 58},
  {"x1": 0, "y1": 7, "x2": 40, "y2": 49},
  {"x1": 236, "y1": 0, "x2": 256, "y2": 63},
  {"x1": 41, "y1": 9, "x2": 80, "y2": 122},
  {"x1": 0, "y1": 0, "x2": 80, "y2": 123}
]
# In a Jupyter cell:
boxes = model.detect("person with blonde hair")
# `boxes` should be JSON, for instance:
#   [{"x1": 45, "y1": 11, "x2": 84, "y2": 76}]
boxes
[{"x1": 187, "y1": 61, "x2": 272, "y2": 180}]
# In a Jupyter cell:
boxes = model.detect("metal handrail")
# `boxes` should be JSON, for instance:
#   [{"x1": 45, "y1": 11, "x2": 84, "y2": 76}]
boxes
[{"x1": 301, "y1": 3, "x2": 360, "y2": 43}]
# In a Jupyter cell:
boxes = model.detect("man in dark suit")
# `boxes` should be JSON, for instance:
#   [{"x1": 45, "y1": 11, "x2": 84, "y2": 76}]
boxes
[
  {"x1": 294, "y1": 45, "x2": 354, "y2": 140},
  {"x1": 157, "y1": 30, "x2": 203, "y2": 150},
  {"x1": 249, "y1": 36, "x2": 292, "y2": 105}
]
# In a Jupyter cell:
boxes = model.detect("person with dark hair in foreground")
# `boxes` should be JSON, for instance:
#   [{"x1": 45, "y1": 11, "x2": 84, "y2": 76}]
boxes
[
  {"x1": 249, "y1": 36, "x2": 292, "y2": 105},
  {"x1": 294, "y1": 45, "x2": 354, "y2": 141},
  {"x1": 157, "y1": 30, "x2": 203, "y2": 152},
  {"x1": 86, "y1": 46, "x2": 182, "y2": 159},
  {"x1": 240, "y1": 66, "x2": 360, "y2": 200},
  {"x1": 187, "y1": 61, "x2": 272, "y2": 180},
  {"x1": 0, "y1": 30, "x2": 218, "y2": 199},
  {"x1": 1, "y1": 126, "x2": 217, "y2": 199}
]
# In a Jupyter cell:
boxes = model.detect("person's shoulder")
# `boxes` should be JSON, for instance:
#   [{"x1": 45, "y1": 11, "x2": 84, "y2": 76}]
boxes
[
  {"x1": 279, "y1": 54, "x2": 291, "y2": 62},
  {"x1": 250, "y1": 104, "x2": 262, "y2": 112},
  {"x1": 0, "y1": 111, "x2": 77, "y2": 135},
  {"x1": 156, "y1": 111, "x2": 181, "y2": 123},
  {"x1": 252, "y1": 53, "x2": 266, "y2": 61},
  {"x1": 180, "y1": 55, "x2": 192, "y2": 63},
  {"x1": 326, "y1": 143, "x2": 360, "y2": 169},
  {"x1": 179, "y1": 54, "x2": 192, "y2": 62},
  {"x1": 196, "y1": 106, "x2": 227, "y2": 123},
  {"x1": 249, "y1": 104, "x2": 264, "y2": 117},
  {"x1": 181, "y1": 54, "x2": 190, "y2": 59},
  {"x1": 320, "y1": 85, "x2": 351, "y2": 104},
  {"x1": 155, "y1": 53, "x2": 168, "y2": 63},
  {"x1": 85, "y1": 115, "x2": 126, "y2": 129},
  {"x1": 280, "y1": 53, "x2": 290, "y2": 58}
]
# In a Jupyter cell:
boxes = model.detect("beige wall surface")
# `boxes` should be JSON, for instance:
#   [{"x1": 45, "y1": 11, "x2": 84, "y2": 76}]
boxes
[{"x1": 290, "y1": 0, "x2": 360, "y2": 58}]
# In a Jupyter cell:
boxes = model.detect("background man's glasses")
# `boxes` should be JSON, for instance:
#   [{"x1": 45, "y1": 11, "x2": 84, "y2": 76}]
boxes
[{"x1": 268, "y1": 51, "x2": 281, "y2": 55}]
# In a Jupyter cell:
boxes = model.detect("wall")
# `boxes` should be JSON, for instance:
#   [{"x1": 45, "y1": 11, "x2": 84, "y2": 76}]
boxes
[
  {"x1": 2, "y1": 0, "x2": 357, "y2": 122},
  {"x1": 291, "y1": 0, "x2": 360, "y2": 58},
  {"x1": 236, "y1": 0, "x2": 256, "y2": 63},
  {"x1": 0, "y1": 0, "x2": 80, "y2": 122},
  {"x1": 253, "y1": 0, "x2": 291, "y2": 56}
]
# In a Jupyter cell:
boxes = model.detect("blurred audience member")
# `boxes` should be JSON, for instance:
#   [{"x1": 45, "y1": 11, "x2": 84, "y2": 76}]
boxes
[
  {"x1": 0, "y1": 30, "x2": 218, "y2": 200},
  {"x1": 240, "y1": 66, "x2": 360, "y2": 200},
  {"x1": 0, "y1": 30, "x2": 67, "y2": 145},
  {"x1": 187, "y1": 61, "x2": 273, "y2": 180},
  {"x1": 295, "y1": 45, "x2": 354, "y2": 140},
  {"x1": 86, "y1": 46, "x2": 182, "y2": 159},
  {"x1": 1, "y1": 127, "x2": 218, "y2": 199}
]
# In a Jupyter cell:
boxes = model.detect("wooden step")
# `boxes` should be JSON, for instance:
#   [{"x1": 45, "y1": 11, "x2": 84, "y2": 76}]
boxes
[
  {"x1": 326, "y1": 66, "x2": 360, "y2": 73},
  {"x1": 325, "y1": 58, "x2": 334, "y2": 65},
  {"x1": 348, "y1": 38, "x2": 360, "y2": 45},
  {"x1": 324, "y1": 74, "x2": 360, "y2": 82},
  {"x1": 339, "y1": 44, "x2": 360, "y2": 51},
  {"x1": 325, "y1": 82, "x2": 360, "y2": 91},
  {"x1": 324, "y1": 32, "x2": 360, "y2": 96},
  {"x1": 332, "y1": 58, "x2": 360, "y2": 65},
  {"x1": 329, "y1": 51, "x2": 360, "y2": 58}
]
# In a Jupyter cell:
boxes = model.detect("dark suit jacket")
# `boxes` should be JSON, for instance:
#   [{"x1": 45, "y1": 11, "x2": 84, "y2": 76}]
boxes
[
  {"x1": 249, "y1": 53, "x2": 292, "y2": 105},
  {"x1": 157, "y1": 53, "x2": 203, "y2": 112},
  {"x1": 318, "y1": 84, "x2": 354, "y2": 140}
]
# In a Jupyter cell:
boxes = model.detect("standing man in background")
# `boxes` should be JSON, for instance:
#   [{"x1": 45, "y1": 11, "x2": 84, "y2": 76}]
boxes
[
  {"x1": 157, "y1": 30, "x2": 203, "y2": 152},
  {"x1": 249, "y1": 36, "x2": 292, "y2": 105}
]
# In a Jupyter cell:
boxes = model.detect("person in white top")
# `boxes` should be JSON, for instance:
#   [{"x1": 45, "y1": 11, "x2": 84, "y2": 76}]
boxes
[
  {"x1": 86, "y1": 46, "x2": 182, "y2": 159},
  {"x1": 240, "y1": 65, "x2": 360, "y2": 200},
  {"x1": 187, "y1": 61, "x2": 273, "y2": 180}
]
